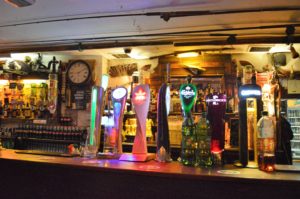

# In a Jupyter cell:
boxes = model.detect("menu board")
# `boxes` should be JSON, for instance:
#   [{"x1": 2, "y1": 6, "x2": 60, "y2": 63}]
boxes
[{"x1": 71, "y1": 86, "x2": 91, "y2": 110}]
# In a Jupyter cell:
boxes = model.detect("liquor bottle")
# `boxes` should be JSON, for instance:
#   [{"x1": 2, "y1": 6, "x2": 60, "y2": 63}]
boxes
[
  {"x1": 257, "y1": 111, "x2": 275, "y2": 172},
  {"x1": 0, "y1": 101, "x2": 3, "y2": 118},
  {"x1": 196, "y1": 112, "x2": 213, "y2": 167},
  {"x1": 179, "y1": 75, "x2": 197, "y2": 166},
  {"x1": 24, "y1": 103, "x2": 31, "y2": 118},
  {"x1": 12, "y1": 103, "x2": 18, "y2": 118}
]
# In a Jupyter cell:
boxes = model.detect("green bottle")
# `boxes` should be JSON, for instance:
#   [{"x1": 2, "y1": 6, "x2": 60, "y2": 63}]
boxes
[
  {"x1": 196, "y1": 112, "x2": 213, "y2": 167},
  {"x1": 179, "y1": 76, "x2": 197, "y2": 166}
]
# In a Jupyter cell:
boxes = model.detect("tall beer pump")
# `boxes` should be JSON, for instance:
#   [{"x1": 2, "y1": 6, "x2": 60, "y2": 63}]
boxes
[
  {"x1": 236, "y1": 77, "x2": 262, "y2": 168},
  {"x1": 111, "y1": 87, "x2": 128, "y2": 154},
  {"x1": 120, "y1": 84, "x2": 154, "y2": 161},
  {"x1": 179, "y1": 75, "x2": 197, "y2": 166},
  {"x1": 156, "y1": 83, "x2": 172, "y2": 162},
  {"x1": 205, "y1": 87, "x2": 227, "y2": 165},
  {"x1": 47, "y1": 57, "x2": 59, "y2": 116},
  {"x1": 83, "y1": 75, "x2": 107, "y2": 158}
]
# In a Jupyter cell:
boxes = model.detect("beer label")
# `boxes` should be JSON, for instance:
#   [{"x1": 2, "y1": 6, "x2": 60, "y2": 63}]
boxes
[{"x1": 257, "y1": 118, "x2": 274, "y2": 138}]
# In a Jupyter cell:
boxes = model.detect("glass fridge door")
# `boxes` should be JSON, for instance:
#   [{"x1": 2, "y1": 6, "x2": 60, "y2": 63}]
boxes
[{"x1": 287, "y1": 99, "x2": 300, "y2": 159}]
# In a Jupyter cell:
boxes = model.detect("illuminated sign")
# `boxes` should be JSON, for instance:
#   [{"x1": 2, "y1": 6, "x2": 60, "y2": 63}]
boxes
[
  {"x1": 166, "y1": 86, "x2": 170, "y2": 115},
  {"x1": 133, "y1": 88, "x2": 147, "y2": 105},
  {"x1": 112, "y1": 87, "x2": 127, "y2": 99},
  {"x1": 180, "y1": 83, "x2": 197, "y2": 114},
  {"x1": 206, "y1": 95, "x2": 227, "y2": 105},
  {"x1": 241, "y1": 90, "x2": 261, "y2": 96},
  {"x1": 180, "y1": 86, "x2": 196, "y2": 99}
]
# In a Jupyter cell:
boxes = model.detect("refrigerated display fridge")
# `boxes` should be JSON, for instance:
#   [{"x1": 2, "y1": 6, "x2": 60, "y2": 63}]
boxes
[{"x1": 287, "y1": 99, "x2": 300, "y2": 159}]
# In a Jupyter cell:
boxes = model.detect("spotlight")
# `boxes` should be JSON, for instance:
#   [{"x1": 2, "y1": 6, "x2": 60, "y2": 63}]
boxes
[
  {"x1": 286, "y1": 25, "x2": 295, "y2": 35},
  {"x1": 227, "y1": 35, "x2": 237, "y2": 44},
  {"x1": 124, "y1": 48, "x2": 132, "y2": 54},
  {"x1": 160, "y1": 13, "x2": 171, "y2": 22},
  {"x1": 285, "y1": 25, "x2": 296, "y2": 45},
  {"x1": 78, "y1": 42, "x2": 83, "y2": 52}
]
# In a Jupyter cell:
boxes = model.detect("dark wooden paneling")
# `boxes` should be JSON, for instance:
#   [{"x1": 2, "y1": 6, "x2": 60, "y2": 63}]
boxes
[{"x1": 1, "y1": 150, "x2": 300, "y2": 199}]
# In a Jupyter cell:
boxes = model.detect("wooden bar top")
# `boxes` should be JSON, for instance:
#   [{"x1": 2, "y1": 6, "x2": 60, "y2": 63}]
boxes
[
  {"x1": 2, "y1": 149, "x2": 300, "y2": 199},
  {"x1": 1, "y1": 149, "x2": 300, "y2": 183}
]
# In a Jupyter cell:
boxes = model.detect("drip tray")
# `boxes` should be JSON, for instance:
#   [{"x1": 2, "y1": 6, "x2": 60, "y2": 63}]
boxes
[{"x1": 15, "y1": 150, "x2": 79, "y2": 157}]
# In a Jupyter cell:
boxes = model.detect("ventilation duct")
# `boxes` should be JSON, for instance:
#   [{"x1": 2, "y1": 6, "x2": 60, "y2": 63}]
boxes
[
  {"x1": 249, "y1": 46, "x2": 272, "y2": 52},
  {"x1": 111, "y1": 54, "x2": 131, "y2": 59}
]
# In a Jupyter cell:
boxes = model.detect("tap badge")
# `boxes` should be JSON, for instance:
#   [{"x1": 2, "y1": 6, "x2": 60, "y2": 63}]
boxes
[
  {"x1": 180, "y1": 84, "x2": 197, "y2": 113},
  {"x1": 133, "y1": 88, "x2": 147, "y2": 105},
  {"x1": 180, "y1": 85, "x2": 196, "y2": 99},
  {"x1": 206, "y1": 94, "x2": 226, "y2": 106}
]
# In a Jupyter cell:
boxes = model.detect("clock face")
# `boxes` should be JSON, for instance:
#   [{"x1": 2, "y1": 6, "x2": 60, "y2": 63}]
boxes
[{"x1": 67, "y1": 60, "x2": 91, "y2": 85}]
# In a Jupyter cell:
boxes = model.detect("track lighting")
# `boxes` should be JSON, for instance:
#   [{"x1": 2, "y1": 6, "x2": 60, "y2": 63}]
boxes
[
  {"x1": 78, "y1": 42, "x2": 83, "y2": 52},
  {"x1": 160, "y1": 13, "x2": 171, "y2": 22}
]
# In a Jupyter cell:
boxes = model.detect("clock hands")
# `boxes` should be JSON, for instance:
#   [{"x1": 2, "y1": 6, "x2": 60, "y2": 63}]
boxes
[{"x1": 77, "y1": 68, "x2": 87, "y2": 74}]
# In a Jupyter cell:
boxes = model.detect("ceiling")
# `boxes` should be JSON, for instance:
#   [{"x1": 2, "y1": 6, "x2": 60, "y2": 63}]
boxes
[{"x1": 0, "y1": 0, "x2": 300, "y2": 58}]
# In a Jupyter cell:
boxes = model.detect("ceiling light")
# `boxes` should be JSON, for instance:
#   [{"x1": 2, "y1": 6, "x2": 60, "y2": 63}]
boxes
[
  {"x1": 129, "y1": 54, "x2": 149, "y2": 59},
  {"x1": 128, "y1": 51, "x2": 149, "y2": 59},
  {"x1": 269, "y1": 45, "x2": 290, "y2": 53},
  {"x1": 4, "y1": 0, "x2": 35, "y2": 8},
  {"x1": 10, "y1": 53, "x2": 38, "y2": 60},
  {"x1": 177, "y1": 52, "x2": 199, "y2": 58}
]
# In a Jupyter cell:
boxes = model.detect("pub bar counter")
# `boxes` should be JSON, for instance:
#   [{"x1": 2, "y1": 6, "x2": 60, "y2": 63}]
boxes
[{"x1": 1, "y1": 149, "x2": 300, "y2": 199}]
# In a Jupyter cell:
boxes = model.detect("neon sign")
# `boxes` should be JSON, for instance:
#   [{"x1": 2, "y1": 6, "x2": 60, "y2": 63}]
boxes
[
  {"x1": 112, "y1": 87, "x2": 127, "y2": 99},
  {"x1": 206, "y1": 95, "x2": 227, "y2": 105},
  {"x1": 241, "y1": 90, "x2": 261, "y2": 96}
]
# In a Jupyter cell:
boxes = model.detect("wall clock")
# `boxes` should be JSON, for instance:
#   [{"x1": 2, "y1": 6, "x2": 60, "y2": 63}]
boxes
[{"x1": 67, "y1": 60, "x2": 91, "y2": 85}]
